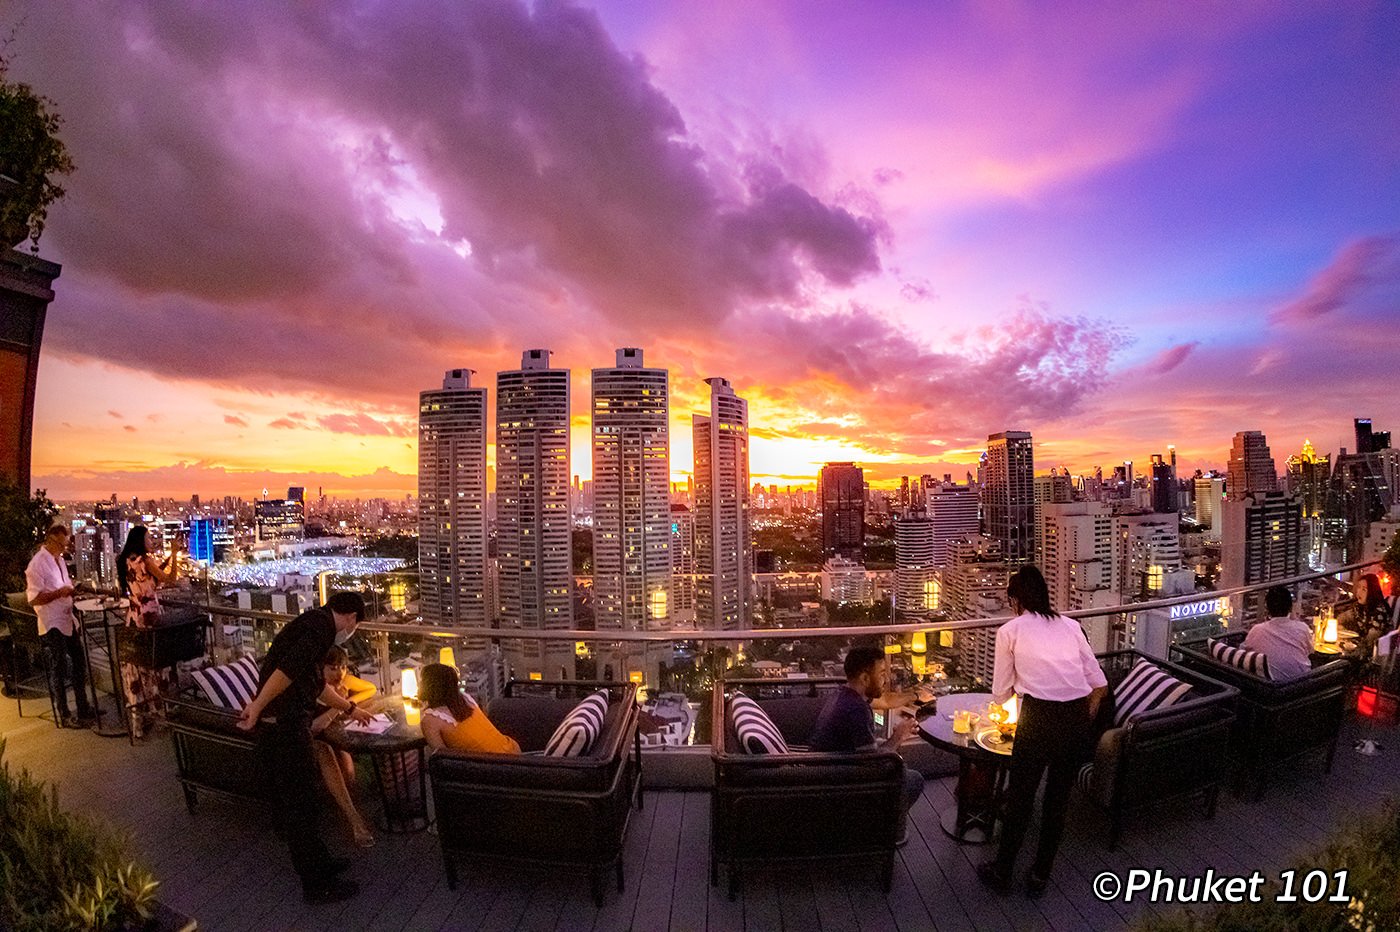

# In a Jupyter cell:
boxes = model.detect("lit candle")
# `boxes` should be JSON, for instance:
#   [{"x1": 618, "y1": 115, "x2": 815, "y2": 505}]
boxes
[
  {"x1": 439, "y1": 646, "x2": 457, "y2": 669},
  {"x1": 1323, "y1": 613, "x2": 1339, "y2": 645},
  {"x1": 1004, "y1": 695, "x2": 1019, "y2": 725},
  {"x1": 910, "y1": 631, "x2": 927, "y2": 654},
  {"x1": 401, "y1": 667, "x2": 418, "y2": 701},
  {"x1": 404, "y1": 701, "x2": 421, "y2": 727}
]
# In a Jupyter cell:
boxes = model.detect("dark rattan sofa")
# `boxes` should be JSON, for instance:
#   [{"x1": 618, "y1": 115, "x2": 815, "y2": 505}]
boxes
[
  {"x1": 1171, "y1": 630, "x2": 1350, "y2": 798},
  {"x1": 428, "y1": 679, "x2": 642, "y2": 906},
  {"x1": 1077, "y1": 650, "x2": 1238, "y2": 849},
  {"x1": 709, "y1": 677, "x2": 906, "y2": 899}
]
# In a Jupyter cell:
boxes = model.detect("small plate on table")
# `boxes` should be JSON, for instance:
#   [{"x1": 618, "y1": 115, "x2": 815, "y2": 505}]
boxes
[{"x1": 973, "y1": 726, "x2": 1014, "y2": 756}]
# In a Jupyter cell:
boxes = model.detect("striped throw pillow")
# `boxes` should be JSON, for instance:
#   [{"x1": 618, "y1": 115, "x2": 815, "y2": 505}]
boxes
[
  {"x1": 191, "y1": 656, "x2": 260, "y2": 710},
  {"x1": 1209, "y1": 639, "x2": 1272, "y2": 680},
  {"x1": 545, "y1": 689, "x2": 610, "y2": 758},
  {"x1": 1113, "y1": 660, "x2": 1192, "y2": 727},
  {"x1": 729, "y1": 692, "x2": 789, "y2": 754}
]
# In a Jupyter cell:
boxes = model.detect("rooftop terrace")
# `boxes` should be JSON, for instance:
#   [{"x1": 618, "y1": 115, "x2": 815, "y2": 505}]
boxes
[{"x1": 5, "y1": 693, "x2": 1395, "y2": 932}]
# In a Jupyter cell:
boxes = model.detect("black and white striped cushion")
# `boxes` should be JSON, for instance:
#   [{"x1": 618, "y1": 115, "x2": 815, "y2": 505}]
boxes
[
  {"x1": 1112, "y1": 660, "x2": 1192, "y2": 727},
  {"x1": 729, "y1": 692, "x2": 789, "y2": 754},
  {"x1": 1076, "y1": 761, "x2": 1095, "y2": 794},
  {"x1": 1208, "y1": 639, "x2": 1272, "y2": 680},
  {"x1": 545, "y1": 689, "x2": 610, "y2": 757},
  {"x1": 191, "y1": 656, "x2": 260, "y2": 710}
]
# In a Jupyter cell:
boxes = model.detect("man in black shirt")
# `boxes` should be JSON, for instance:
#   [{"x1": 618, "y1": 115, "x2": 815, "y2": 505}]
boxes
[
  {"x1": 809, "y1": 645, "x2": 926, "y2": 832},
  {"x1": 238, "y1": 591, "x2": 373, "y2": 904}
]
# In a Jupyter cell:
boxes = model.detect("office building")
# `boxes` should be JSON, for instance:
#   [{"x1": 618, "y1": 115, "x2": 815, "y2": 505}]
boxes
[
  {"x1": 819, "y1": 463, "x2": 865, "y2": 560},
  {"x1": 1286, "y1": 440, "x2": 1331, "y2": 568},
  {"x1": 983, "y1": 431, "x2": 1035, "y2": 564},
  {"x1": 592, "y1": 349, "x2": 671, "y2": 635},
  {"x1": 496, "y1": 349, "x2": 573, "y2": 677},
  {"x1": 692, "y1": 377, "x2": 751, "y2": 631},
  {"x1": 1333, "y1": 449, "x2": 1392, "y2": 563},
  {"x1": 418, "y1": 369, "x2": 489, "y2": 638},
  {"x1": 927, "y1": 483, "x2": 979, "y2": 565},
  {"x1": 1355, "y1": 418, "x2": 1392, "y2": 455},
  {"x1": 1194, "y1": 476, "x2": 1225, "y2": 538},
  {"x1": 1150, "y1": 454, "x2": 1178, "y2": 514},
  {"x1": 254, "y1": 497, "x2": 304, "y2": 543},
  {"x1": 822, "y1": 555, "x2": 872, "y2": 605},
  {"x1": 1227, "y1": 430, "x2": 1278, "y2": 500}
]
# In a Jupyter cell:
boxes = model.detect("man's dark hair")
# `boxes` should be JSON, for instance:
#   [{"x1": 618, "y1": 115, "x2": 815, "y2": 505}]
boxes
[
  {"x1": 1007, "y1": 565, "x2": 1055, "y2": 618},
  {"x1": 844, "y1": 645, "x2": 885, "y2": 680},
  {"x1": 1264, "y1": 586, "x2": 1293, "y2": 618},
  {"x1": 326, "y1": 590, "x2": 366, "y2": 621},
  {"x1": 44, "y1": 524, "x2": 69, "y2": 539}
]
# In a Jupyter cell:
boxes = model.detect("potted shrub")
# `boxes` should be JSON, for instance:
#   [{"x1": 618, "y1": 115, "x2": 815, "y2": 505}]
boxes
[
  {"x1": 0, "y1": 56, "x2": 75, "y2": 252},
  {"x1": 0, "y1": 740, "x2": 194, "y2": 931}
]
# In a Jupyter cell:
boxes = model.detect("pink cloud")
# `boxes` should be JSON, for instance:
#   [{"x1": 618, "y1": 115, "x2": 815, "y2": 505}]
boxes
[
  {"x1": 223, "y1": 414, "x2": 249, "y2": 428},
  {"x1": 316, "y1": 412, "x2": 412, "y2": 437}
]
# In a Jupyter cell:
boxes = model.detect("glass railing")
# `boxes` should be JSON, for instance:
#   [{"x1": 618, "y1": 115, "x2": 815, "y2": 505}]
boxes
[{"x1": 149, "y1": 557, "x2": 1390, "y2": 753}]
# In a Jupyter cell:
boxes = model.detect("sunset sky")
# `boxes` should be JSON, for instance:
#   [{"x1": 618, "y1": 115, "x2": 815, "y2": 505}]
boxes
[{"x1": 9, "y1": 1, "x2": 1400, "y2": 499}]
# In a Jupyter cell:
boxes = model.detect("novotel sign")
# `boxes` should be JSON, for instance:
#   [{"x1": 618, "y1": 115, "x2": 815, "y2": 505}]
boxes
[{"x1": 1169, "y1": 597, "x2": 1228, "y2": 621}]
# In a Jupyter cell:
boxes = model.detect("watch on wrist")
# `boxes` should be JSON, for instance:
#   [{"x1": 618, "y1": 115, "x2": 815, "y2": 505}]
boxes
[{"x1": 345, "y1": 700, "x2": 358, "y2": 715}]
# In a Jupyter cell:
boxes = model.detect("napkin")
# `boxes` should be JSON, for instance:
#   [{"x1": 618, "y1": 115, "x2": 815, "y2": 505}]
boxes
[{"x1": 344, "y1": 713, "x2": 393, "y2": 734}]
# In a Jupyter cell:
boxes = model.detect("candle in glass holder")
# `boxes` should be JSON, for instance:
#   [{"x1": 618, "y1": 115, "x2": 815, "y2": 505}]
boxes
[
  {"x1": 401, "y1": 667, "x2": 418, "y2": 702},
  {"x1": 404, "y1": 701, "x2": 421, "y2": 727}
]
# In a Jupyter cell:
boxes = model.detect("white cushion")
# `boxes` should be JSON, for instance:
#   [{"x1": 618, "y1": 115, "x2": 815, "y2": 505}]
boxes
[
  {"x1": 729, "y1": 692, "x2": 789, "y2": 754},
  {"x1": 1209, "y1": 639, "x2": 1272, "y2": 680},
  {"x1": 1113, "y1": 660, "x2": 1192, "y2": 727},
  {"x1": 190, "y1": 656, "x2": 260, "y2": 710},
  {"x1": 544, "y1": 689, "x2": 609, "y2": 757}
]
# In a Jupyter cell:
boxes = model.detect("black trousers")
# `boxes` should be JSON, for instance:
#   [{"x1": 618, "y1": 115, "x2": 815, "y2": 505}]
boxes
[
  {"x1": 258, "y1": 718, "x2": 332, "y2": 885},
  {"x1": 994, "y1": 694, "x2": 1090, "y2": 877},
  {"x1": 42, "y1": 628, "x2": 92, "y2": 719}
]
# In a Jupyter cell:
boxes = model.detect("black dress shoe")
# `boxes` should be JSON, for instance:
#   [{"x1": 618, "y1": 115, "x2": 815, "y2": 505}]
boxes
[
  {"x1": 302, "y1": 877, "x2": 359, "y2": 905},
  {"x1": 976, "y1": 861, "x2": 1012, "y2": 895}
]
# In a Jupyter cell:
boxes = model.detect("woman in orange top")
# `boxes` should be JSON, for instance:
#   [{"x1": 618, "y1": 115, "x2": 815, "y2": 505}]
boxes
[
  {"x1": 311, "y1": 646, "x2": 378, "y2": 847},
  {"x1": 417, "y1": 663, "x2": 520, "y2": 754}
]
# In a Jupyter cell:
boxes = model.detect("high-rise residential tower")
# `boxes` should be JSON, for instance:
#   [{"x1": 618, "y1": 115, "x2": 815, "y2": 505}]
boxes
[
  {"x1": 497, "y1": 349, "x2": 573, "y2": 678},
  {"x1": 418, "y1": 369, "x2": 488, "y2": 638},
  {"x1": 1221, "y1": 490, "x2": 1305, "y2": 610},
  {"x1": 670, "y1": 504, "x2": 696, "y2": 627},
  {"x1": 592, "y1": 349, "x2": 671, "y2": 634},
  {"x1": 693, "y1": 377, "x2": 751, "y2": 631},
  {"x1": 983, "y1": 431, "x2": 1035, "y2": 564},
  {"x1": 819, "y1": 463, "x2": 865, "y2": 560},
  {"x1": 1150, "y1": 454, "x2": 1178, "y2": 514},
  {"x1": 1227, "y1": 431, "x2": 1278, "y2": 500},
  {"x1": 894, "y1": 515, "x2": 938, "y2": 618}
]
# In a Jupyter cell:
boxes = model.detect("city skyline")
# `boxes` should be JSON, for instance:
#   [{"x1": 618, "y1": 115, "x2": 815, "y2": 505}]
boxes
[{"x1": 8, "y1": 2, "x2": 1399, "y2": 498}]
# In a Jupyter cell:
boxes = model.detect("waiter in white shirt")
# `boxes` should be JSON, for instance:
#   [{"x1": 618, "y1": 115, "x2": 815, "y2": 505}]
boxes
[
  {"x1": 24, "y1": 524, "x2": 93, "y2": 727},
  {"x1": 978, "y1": 565, "x2": 1107, "y2": 898}
]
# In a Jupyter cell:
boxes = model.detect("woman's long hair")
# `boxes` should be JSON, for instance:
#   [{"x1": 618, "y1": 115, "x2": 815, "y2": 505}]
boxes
[
  {"x1": 418, "y1": 663, "x2": 473, "y2": 721},
  {"x1": 116, "y1": 526, "x2": 151, "y2": 593},
  {"x1": 1007, "y1": 565, "x2": 1056, "y2": 619},
  {"x1": 1357, "y1": 573, "x2": 1393, "y2": 627}
]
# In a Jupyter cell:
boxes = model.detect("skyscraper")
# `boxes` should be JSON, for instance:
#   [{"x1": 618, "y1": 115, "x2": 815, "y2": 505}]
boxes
[
  {"x1": 692, "y1": 377, "x2": 750, "y2": 631},
  {"x1": 418, "y1": 369, "x2": 488, "y2": 636},
  {"x1": 592, "y1": 348, "x2": 671, "y2": 634},
  {"x1": 983, "y1": 431, "x2": 1035, "y2": 564},
  {"x1": 496, "y1": 349, "x2": 573, "y2": 677},
  {"x1": 1221, "y1": 490, "x2": 1305, "y2": 609},
  {"x1": 819, "y1": 463, "x2": 865, "y2": 560},
  {"x1": 927, "y1": 482, "x2": 980, "y2": 565},
  {"x1": 1149, "y1": 454, "x2": 1178, "y2": 514},
  {"x1": 1286, "y1": 440, "x2": 1331, "y2": 567},
  {"x1": 894, "y1": 515, "x2": 938, "y2": 618},
  {"x1": 1032, "y1": 470, "x2": 1073, "y2": 561},
  {"x1": 1194, "y1": 476, "x2": 1226, "y2": 538},
  {"x1": 1227, "y1": 430, "x2": 1278, "y2": 500},
  {"x1": 670, "y1": 504, "x2": 695, "y2": 626}
]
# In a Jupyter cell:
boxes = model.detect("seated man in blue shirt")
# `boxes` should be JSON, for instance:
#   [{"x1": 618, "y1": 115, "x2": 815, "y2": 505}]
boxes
[{"x1": 808, "y1": 645, "x2": 925, "y2": 835}]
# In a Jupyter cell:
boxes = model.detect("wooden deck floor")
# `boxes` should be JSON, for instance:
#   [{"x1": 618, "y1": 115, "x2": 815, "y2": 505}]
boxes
[{"x1": 4, "y1": 696, "x2": 1397, "y2": 932}]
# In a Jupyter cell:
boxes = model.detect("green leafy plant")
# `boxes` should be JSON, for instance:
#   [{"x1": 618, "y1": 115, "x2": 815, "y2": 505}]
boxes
[
  {"x1": 1139, "y1": 800, "x2": 1400, "y2": 931},
  {"x1": 0, "y1": 740, "x2": 160, "y2": 931},
  {"x1": 0, "y1": 479, "x2": 57, "y2": 593},
  {"x1": 0, "y1": 53, "x2": 75, "y2": 251}
]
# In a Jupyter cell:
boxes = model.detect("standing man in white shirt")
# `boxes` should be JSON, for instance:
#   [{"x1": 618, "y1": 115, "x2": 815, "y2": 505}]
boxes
[
  {"x1": 24, "y1": 524, "x2": 93, "y2": 728},
  {"x1": 978, "y1": 565, "x2": 1108, "y2": 898}
]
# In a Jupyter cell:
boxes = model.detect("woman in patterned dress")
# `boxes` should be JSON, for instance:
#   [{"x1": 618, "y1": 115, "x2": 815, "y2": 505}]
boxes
[{"x1": 117, "y1": 525, "x2": 183, "y2": 738}]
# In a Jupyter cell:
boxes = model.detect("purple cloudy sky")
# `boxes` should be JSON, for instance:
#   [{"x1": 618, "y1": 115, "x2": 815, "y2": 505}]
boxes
[{"x1": 8, "y1": 0, "x2": 1399, "y2": 497}]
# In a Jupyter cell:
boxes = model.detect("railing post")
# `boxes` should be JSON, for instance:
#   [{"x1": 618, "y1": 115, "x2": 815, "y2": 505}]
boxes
[{"x1": 373, "y1": 629, "x2": 391, "y2": 696}]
